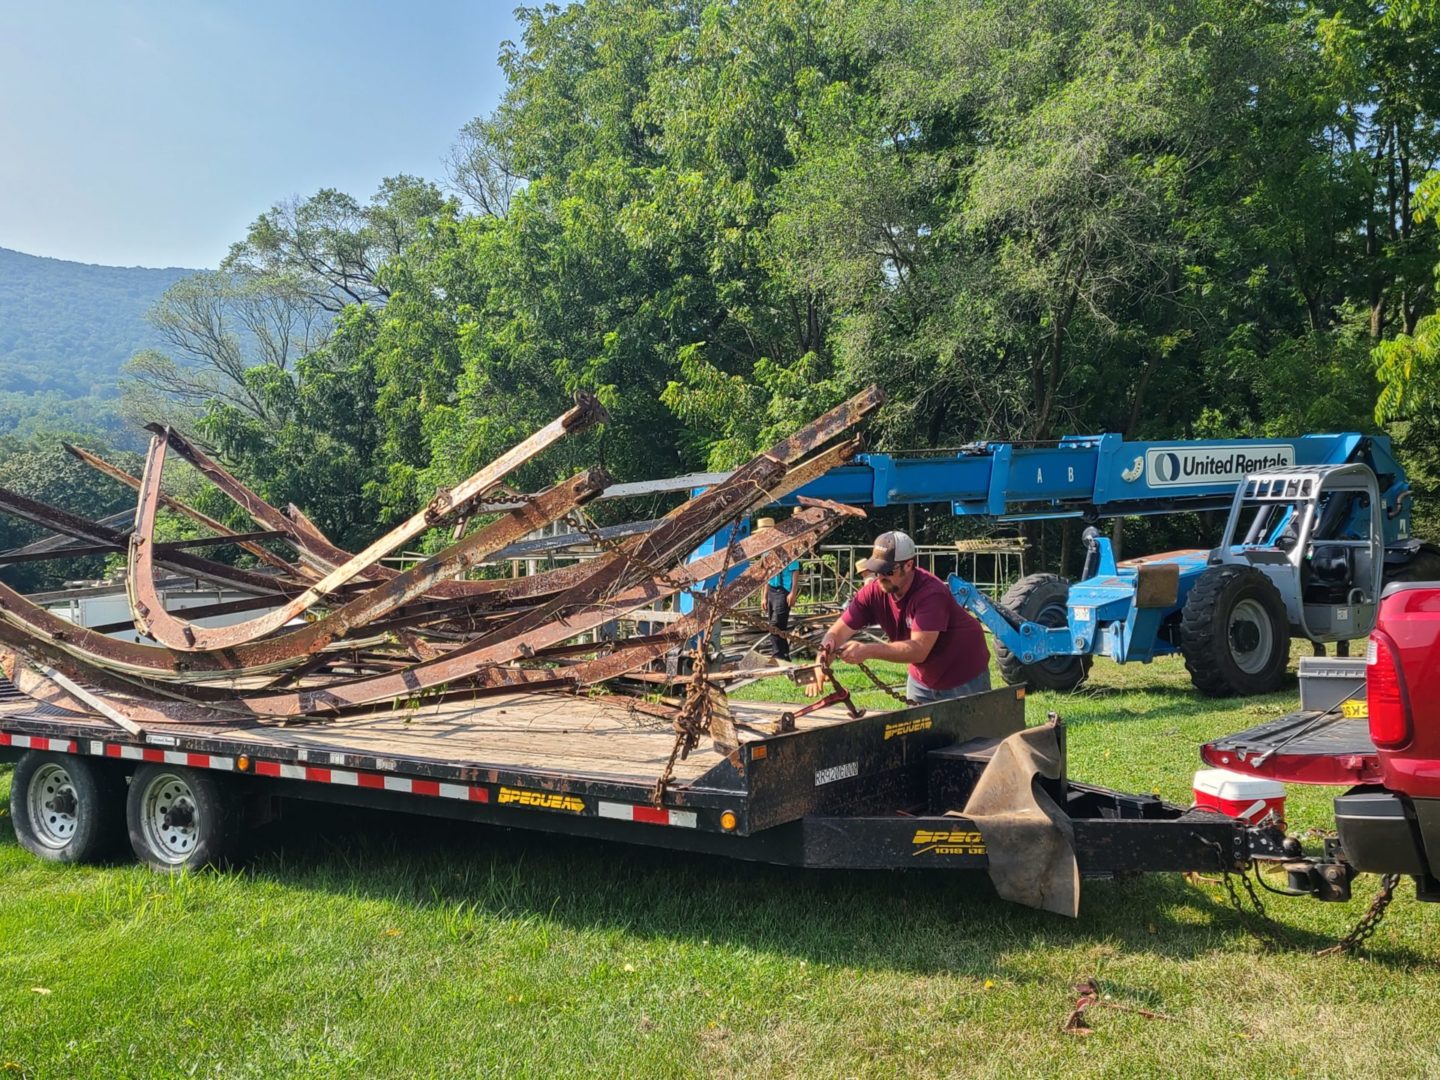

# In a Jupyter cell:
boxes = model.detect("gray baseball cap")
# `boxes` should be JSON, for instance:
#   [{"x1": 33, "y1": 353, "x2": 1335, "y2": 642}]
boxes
[{"x1": 860, "y1": 530, "x2": 918, "y2": 574}]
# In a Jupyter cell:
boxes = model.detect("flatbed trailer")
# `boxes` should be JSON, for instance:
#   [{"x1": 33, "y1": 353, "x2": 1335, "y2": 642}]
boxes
[{"x1": 0, "y1": 684, "x2": 1310, "y2": 912}]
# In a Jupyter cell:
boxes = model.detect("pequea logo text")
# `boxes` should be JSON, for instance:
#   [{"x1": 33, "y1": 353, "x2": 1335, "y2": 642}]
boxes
[{"x1": 1143, "y1": 445, "x2": 1295, "y2": 488}]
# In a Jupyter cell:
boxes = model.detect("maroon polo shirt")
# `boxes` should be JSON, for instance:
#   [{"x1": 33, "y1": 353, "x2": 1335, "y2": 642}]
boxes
[{"x1": 841, "y1": 567, "x2": 990, "y2": 690}]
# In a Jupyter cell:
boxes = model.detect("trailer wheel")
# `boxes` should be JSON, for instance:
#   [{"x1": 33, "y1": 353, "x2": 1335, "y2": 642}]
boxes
[
  {"x1": 993, "y1": 573, "x2": 1091, "y2": 692},
  {"x1": 126, "y1": 765, "x2": 241, "y2": 871},
  {"x1": 1180, "y1": 565, "x2": 1289, "y2": 696},
  {"x1": 10, "y1": 751, "x2": 125, "y2": 864}
]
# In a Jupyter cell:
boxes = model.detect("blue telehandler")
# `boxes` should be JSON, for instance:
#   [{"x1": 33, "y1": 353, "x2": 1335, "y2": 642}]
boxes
[{"x1": 766, "y1": 432, "x2": 1439, "y2": 696}]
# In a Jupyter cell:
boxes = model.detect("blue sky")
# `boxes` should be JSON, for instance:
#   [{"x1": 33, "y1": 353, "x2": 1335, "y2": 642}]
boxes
[{"x1": 0, "y1": 1, "x2": 520, "y2": 269}]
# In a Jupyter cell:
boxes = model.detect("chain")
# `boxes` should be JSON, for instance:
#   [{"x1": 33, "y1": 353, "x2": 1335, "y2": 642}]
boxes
[
  {"x1": 1204, "y1": 837, "x2": 1407, "y2": 956},
  {"x1": 651, "y1": 514, "x2": 745, "y2": 803},
  {"x1": 566, "y1": 509, "x2": 909, "y2": 705},
  {"x1": 1206, "y1": 839, "x2": 1294, "y2": 952},
  {"x1": 849, "y1": 658, "x2": 908, "y2": 704},
  {"x1": 1316, "y1": 873, "x2": 1402, "y2": 957}
]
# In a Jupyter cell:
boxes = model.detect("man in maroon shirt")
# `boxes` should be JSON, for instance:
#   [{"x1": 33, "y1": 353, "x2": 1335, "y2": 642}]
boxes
[{"x1": 818, "y1": 530, "x2": 991, "y2": 704}]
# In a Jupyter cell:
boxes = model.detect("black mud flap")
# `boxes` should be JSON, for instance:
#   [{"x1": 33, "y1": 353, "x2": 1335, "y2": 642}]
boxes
[{"x1": 961, "y1": 721, "x2": 1079, "y2": 917}]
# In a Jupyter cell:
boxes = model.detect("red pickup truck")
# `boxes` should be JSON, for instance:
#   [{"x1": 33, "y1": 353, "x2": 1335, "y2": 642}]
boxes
[{"x1": 1203, "y1": 581, "x2": 1440, "y2": 900}]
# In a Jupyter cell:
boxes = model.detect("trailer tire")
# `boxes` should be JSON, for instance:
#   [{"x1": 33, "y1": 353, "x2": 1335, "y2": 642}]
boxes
[
  {"x1": 10, "y1": 751, "x2": 125, "y2": 864},
  {"x1": 126, "y1": 764, "x2": 242, "y2": 871},
  {"x1": 993, "y1": 573, "x2": 1091, "y2": 692},
  {"x1": 1180, "y1": 565, "x2": 1289, "y2": 697}
]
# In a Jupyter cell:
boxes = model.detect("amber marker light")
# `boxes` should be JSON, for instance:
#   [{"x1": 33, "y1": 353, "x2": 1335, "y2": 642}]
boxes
[
  {"x1": 237, "y1": 755, "x2": 251, "y2": 772},
  {"x1": 720, "y1": 810, "x2": 738, "y2": 831}
]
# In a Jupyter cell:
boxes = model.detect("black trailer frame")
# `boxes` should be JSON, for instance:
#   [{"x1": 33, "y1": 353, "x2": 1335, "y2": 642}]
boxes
[{"x1": 0, "y1": 685, "x2": 1300, "y2": 904}]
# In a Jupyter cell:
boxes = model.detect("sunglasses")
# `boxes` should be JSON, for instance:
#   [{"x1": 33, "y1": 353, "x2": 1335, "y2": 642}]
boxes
[{"x1": 869, "y1": 560, "x2": 908, "y2": 578}]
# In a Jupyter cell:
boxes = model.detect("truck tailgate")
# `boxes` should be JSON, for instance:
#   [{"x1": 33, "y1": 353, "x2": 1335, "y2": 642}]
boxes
[{"x1": 1202, "y1": 710, "x2": 1382, "y2": 785}]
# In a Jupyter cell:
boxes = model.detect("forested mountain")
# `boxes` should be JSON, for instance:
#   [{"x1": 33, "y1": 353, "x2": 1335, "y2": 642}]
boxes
[{"x1": 0, "y1": 246, "x2": 196, "y2": 444}]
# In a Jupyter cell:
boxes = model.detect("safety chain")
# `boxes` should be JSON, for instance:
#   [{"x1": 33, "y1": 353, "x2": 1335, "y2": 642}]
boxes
[
  {"x1": 848, "y1": 657, "x2": 910, "y2": 705},
  {"x1": 1316, "y1": 873, "x2": 1402, "y2": 957},
  {"x1": 1215, "y1": 857, "x2": 1296, "y2": 953},
  {"x1": 1205, "y1": 838, "x2": 1405, "y2": 956}
]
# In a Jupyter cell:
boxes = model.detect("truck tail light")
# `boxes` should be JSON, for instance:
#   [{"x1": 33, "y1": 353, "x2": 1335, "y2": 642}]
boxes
[{"x1": 1366, "y1": 630, "x2": 1412, "y2": 749}]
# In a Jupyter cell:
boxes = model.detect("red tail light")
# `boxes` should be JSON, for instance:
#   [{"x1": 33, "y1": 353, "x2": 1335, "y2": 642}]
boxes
[{"x1": 1366, "y1": 630, "x2": 1412, "y2": 749}]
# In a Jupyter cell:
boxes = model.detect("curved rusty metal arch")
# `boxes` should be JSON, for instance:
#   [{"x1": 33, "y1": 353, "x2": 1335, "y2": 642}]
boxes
[
  {"x1": 0, "y1": 468, "x2": 611, "y2": 682},
  {"x1": 128, "y1": 397, "x2": 605, "y2": 650},
  {"x1": 63, "y1": 442, "x2": 315, "y2": 581},
  {"x1": 228, "y1": 506, "x2": 842, "y2": 718}
]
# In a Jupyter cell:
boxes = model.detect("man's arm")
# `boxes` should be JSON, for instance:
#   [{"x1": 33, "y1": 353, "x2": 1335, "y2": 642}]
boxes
[{"x1": 838, "y1": 630, "x2": 938, "y2": 666}]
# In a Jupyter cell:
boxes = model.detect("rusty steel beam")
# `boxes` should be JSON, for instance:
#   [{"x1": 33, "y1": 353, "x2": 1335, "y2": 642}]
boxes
[
  {"x1": 0, "y1": 509, "x2": 132, "y2": 559},
  {"x1": 0, "y1": 484, "x2": 297, "y2": 597},
  {"x1": 0, "y1": 468, "x2": 610, "y2": 682},
  {"x1": 0, "y1": 542, "x2": 118, "y2": 565},
  {"x1": 129, "y1": 397, "x2": 607, "y2": 651},
  {"x1": 1, "y1": 534, "x2": 296, "y2": 569},
  {"x1": 64, "y1": 442, "x2": 312, "y2": 580},
  {"x1": 219, "y1": 503, "x2": 845, "y2": 718}
]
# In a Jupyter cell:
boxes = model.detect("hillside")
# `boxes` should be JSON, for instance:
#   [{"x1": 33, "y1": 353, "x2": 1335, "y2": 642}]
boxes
[{"x1": 0, "y1": 247, "x2": 198, "y2": 443}]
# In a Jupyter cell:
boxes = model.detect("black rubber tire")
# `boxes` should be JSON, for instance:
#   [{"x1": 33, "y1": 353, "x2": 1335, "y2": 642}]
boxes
[
  {"x1": 126, "y1": 764, "x2": 243, "y2": 872},
  {"x1": 1383, "y1": 544, "x2": 1440, "y2": 585},
  {"x1": 1180, "y1": 565, "x2": 1289, "y2": 697},
  {"x1": 993, "y1": 573, "x2": 1092, "y2": 692},
  {"x1": 9, "y1": 751, "x2": 125, "y2": 864}
]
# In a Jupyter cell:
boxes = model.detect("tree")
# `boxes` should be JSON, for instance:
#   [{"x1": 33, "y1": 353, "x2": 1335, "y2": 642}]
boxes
[
  {"x1": 223, "y1": 176, "x2": 456, "y2": 311},
  {"x1": 119, "y1": 270, "x2": 329, "y2": 433},
  {"x1": 445, "y1": 114, "x2": 525, "y2": 217}
]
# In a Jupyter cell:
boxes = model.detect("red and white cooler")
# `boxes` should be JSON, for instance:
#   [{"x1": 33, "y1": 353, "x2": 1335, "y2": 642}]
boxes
[{"x1": 1192, "y1": 768, "x2": 1286, "y2": 827}]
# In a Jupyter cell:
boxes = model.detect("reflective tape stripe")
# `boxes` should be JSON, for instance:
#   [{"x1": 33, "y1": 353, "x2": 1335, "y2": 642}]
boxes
[
  {"x1": 596, "y1": 800, "x2": 698, "y2": 828},
  {"x1": 250, "y1": 756, "x2": 488, "y2": 803},
  {"x1": 2, "y1": 733, "x2": 694, "y2": 825},
  {"x1": 0, "y1": 732, "x2": 76, "y2": 753}
]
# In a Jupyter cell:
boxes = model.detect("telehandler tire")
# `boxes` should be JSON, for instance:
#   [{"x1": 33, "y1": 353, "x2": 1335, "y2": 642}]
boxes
[
  {"x1": 1383, "y1": 543, "x2": 1440, "y2": 585},
  {"x1": 994, "y1": 573, "x2": 1091, "y2": 692},
  {"x1": 1180, "y1": 565, "x2": 1288, "y2": 696}
]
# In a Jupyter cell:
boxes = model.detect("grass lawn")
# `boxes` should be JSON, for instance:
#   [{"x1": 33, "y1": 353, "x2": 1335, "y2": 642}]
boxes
[{"x1": 3, "y1": 648, "x2": 1440, "y2": 1078}]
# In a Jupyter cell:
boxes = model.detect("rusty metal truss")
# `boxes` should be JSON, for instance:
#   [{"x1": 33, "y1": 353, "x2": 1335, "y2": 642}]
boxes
[{"x1": 0, "y1": 387, "x2": 882, "y2": 751}]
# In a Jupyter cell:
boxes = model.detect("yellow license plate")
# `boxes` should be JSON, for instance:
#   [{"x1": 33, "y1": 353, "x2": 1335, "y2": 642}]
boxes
[{"x1": 1340, "y1": 699, "x2": 1368, "y2": 719}]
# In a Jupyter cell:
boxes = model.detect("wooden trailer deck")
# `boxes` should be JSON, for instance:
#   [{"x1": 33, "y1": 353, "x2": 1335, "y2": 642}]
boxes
[{"x1": 0, "y1": 689, "x2": 861, "y2": 789}]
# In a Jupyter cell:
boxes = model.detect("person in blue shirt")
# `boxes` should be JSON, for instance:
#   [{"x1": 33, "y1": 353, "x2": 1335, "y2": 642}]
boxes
[{"x1": 758, "y1": 516, "x2": 801, "y2": 661}]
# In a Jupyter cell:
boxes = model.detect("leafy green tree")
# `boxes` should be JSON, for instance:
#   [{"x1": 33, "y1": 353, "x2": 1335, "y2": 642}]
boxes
[{"x1": 223, "y1": 177, "x2": 455, "y2": 312}]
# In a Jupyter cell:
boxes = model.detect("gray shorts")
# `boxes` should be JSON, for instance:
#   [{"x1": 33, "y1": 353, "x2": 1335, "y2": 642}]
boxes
[{"x1": 906, "y1": 667, "x2": 992, "y2": 705}]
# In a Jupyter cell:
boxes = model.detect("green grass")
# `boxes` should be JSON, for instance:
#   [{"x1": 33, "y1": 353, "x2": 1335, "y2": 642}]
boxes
[{"x1": 3, "y1": 649, "x2": 1440, "y2": 1078}]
